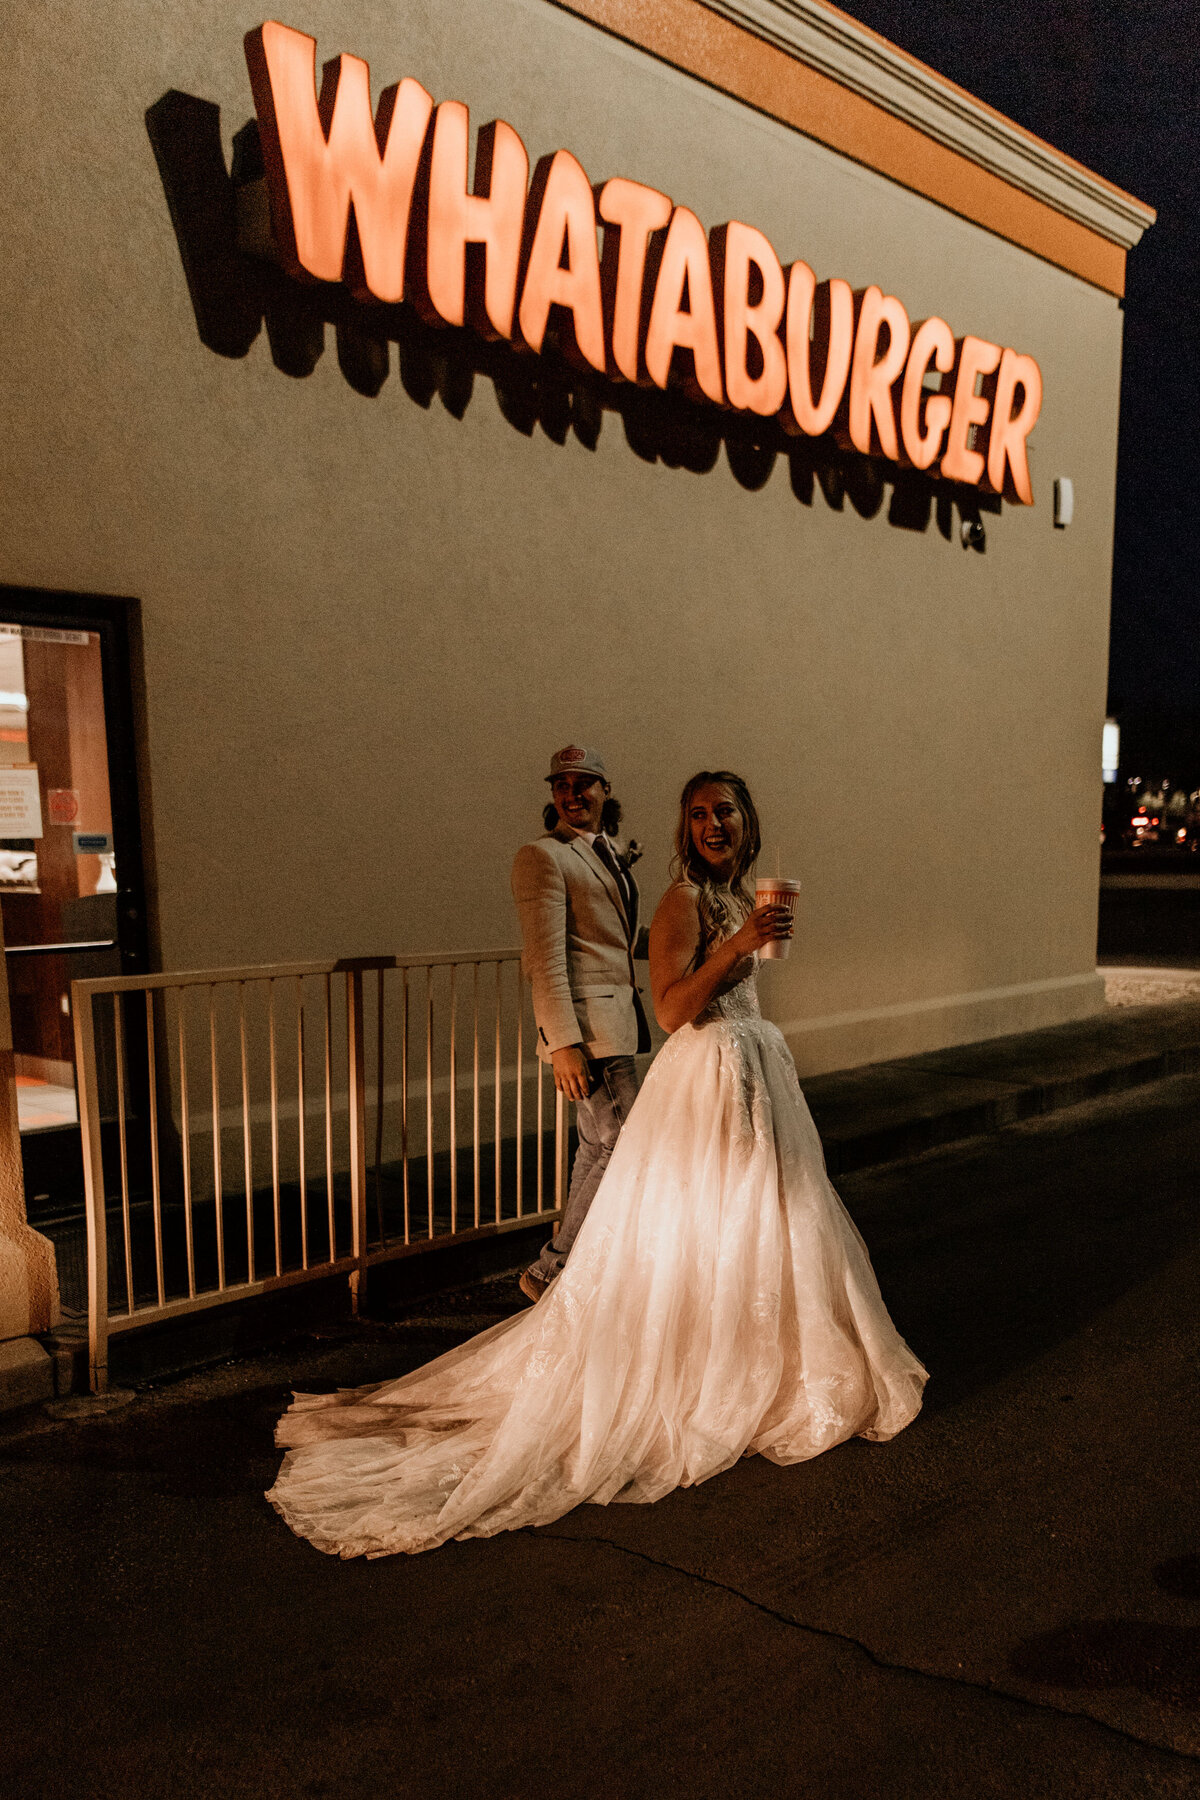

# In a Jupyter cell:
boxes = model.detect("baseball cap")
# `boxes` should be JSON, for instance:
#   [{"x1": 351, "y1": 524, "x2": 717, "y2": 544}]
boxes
[{"x1": 545, "y1": 745, "x2": 609, "y2": 784}]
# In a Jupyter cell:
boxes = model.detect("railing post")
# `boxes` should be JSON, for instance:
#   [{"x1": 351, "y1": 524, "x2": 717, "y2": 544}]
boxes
[
  {"x1": 345, "y1": 966, "x2": 369, "y2": 1316},
  {"x1": 73, "y1": 985, "x2": 110, "y2": 1394}
]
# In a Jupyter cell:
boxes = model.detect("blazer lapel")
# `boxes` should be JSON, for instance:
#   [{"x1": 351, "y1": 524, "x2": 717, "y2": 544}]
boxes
[
  {"x1": 567, "y1": 835, "x2": 630, "y2": 939},
  {"x1": 626, "y1": 862, "x2": 640, "y2": 940}
]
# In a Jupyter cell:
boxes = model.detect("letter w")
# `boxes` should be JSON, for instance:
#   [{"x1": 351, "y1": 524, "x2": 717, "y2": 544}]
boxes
[{"x1": 245, "y1": 21, "x2": 433, "y2": 302}]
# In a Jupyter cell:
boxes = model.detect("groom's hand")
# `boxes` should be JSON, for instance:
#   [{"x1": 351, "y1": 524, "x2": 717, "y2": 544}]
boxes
[{"x1": 552, "y1": 1045, "x2": 591, "y2": 1102}]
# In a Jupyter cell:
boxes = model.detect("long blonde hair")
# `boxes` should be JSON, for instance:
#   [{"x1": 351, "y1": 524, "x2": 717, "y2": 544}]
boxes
[{"x1": 669, "y1": 770, "x2": 762, "y2": 959}]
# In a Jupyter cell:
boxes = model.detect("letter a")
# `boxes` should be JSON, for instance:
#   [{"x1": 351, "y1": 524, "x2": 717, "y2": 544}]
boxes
[
  {"x1": 643, "y1": 208, "x2": 724, "y2": 405},
  {"x1": 245, "y1": 22, "x2": 433, "y2": 303},
  {"x1": 518, "y1": 151, "x2": 606, "y2": 372}
]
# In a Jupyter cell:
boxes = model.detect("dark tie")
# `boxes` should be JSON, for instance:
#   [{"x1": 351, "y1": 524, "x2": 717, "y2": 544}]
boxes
[{"x1": 593, "y1": 837, "x2": 633, "y2": 930}]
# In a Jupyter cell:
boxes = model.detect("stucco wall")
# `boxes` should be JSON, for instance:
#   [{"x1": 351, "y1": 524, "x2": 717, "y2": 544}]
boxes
[{"x1": 0, "y1": 0, "x2": 1121, "y2": 1072}]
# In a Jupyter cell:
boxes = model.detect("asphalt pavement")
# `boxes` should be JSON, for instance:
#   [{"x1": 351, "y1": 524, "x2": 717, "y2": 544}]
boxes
[{"x1": 3, "y1": 1053, "x2": 1200, "y2": 1800}]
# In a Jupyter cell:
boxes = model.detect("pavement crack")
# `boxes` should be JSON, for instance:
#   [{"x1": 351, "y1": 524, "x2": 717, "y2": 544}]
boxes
[{"x1": 528, "y1": 1527, "x2": 1200, "y2": 1765}]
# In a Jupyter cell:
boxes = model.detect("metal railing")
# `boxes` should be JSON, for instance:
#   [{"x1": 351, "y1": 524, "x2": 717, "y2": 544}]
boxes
[{"x1": 72, "y1": 952, "x2": 568, "y2": 1393}]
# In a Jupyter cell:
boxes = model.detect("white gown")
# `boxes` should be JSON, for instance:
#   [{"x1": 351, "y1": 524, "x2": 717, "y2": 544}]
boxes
[{"x1": 268, "y1": 958, "x2": 927, "y2": 1558}]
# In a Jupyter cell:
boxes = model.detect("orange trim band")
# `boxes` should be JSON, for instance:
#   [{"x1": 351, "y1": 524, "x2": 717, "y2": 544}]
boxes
[
  {"x1": 812, "y1": 0, "x2": 1146, "y2": 214},
  {"x1": 546, "y1": 0, "x2": 1127, "y2": 297}
]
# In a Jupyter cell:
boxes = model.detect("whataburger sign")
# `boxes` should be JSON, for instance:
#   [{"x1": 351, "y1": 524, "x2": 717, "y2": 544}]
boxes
[{"x1": 246, "y1": 21, "x2": 1044, "y2": 504}]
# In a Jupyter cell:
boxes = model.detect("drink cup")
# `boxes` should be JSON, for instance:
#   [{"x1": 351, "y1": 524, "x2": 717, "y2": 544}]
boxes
[{"x1": 754, "y1": 877, "x2": 801, "y2": 959}]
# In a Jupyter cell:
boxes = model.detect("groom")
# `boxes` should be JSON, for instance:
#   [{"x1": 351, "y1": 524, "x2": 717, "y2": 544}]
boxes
[{"x1": 511, "y1": 746, "x2": 650, "y2": 1304}]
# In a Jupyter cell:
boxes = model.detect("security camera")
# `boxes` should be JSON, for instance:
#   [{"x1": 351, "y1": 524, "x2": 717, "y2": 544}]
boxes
[{"x1": 960, "y1": 516, "x2": 986, "y2": 551}]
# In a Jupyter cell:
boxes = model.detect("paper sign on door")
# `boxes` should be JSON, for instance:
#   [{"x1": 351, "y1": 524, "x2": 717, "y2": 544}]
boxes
[{"x1": 0, "y1": 767, "x2": 43, "y2": 837}]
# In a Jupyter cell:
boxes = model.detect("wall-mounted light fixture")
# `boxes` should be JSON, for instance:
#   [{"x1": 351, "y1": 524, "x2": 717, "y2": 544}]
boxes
[
  {"x1": 1102, "y1": 716, "x2": 1119, "y2": 783},
  {"x1": 1054, "y1": 477, "x2": 1074, "y2": 528}
]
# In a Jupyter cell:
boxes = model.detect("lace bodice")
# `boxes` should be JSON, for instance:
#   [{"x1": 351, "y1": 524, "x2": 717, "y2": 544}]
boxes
[{"x1": 695, "y1": 953, "x2": 762, "y2": 1026}]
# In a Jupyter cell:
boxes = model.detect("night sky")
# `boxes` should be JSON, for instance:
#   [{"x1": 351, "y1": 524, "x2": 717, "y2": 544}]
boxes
[{"x1": 838, "y1": 0, "x2": 1198, "y2": 773}]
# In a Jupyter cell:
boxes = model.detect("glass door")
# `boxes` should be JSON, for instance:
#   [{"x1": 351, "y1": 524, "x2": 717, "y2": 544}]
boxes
[{"x1": 0, "y1": 590, "x2": 148, "y2": 1235}]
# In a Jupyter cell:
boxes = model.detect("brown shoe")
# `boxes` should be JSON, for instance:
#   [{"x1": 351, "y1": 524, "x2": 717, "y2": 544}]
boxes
[{"x1": 518, "y1": 1266, "x2": 550, "y2": 1305}]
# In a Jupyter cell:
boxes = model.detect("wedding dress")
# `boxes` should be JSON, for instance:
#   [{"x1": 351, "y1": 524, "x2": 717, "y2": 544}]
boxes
[{"x1": 268, "y1": 955, "x2": 927, "y2": 1558}]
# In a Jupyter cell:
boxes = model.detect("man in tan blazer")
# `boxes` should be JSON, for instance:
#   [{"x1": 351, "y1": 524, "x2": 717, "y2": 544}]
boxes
[{"x1": 511, "y1": 745, "x2": 649, "y2": 1302}]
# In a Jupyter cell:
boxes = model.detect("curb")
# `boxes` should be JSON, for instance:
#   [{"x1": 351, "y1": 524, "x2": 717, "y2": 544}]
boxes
[{"x1": 815, "y1": 1033, "x2": 1200, "y2": 1178}]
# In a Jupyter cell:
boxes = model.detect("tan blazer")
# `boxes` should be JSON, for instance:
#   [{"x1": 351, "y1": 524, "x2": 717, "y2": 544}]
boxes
[{"x1": 511, "y1": 826, "x2": 648, "y2": 1061}]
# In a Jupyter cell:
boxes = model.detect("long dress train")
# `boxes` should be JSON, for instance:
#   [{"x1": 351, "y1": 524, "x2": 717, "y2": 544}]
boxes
[{"x1": 267, "y1": 959, "x2": 927, "y2": 1557}]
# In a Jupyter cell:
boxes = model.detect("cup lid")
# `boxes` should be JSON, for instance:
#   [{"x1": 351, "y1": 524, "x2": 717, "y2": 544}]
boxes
[{"x1": 755, "y1": 876, "x2": 802, "y2": 892}]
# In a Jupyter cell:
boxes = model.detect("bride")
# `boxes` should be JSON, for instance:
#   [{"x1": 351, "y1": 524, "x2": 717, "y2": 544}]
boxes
[{"x1": 268, "y1": 771, "x2": 927, "y2": 1557}]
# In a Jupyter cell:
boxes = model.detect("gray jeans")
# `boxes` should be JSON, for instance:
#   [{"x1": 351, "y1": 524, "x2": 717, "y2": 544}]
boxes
[{"x1": 531, "y1": 1055, "x2": 640, "y2": 1282}]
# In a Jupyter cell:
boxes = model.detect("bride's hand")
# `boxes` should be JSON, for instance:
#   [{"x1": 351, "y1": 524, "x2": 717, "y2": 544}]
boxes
[{"x1": 729, "y1": 905, "x2": 794, "y2": 956}]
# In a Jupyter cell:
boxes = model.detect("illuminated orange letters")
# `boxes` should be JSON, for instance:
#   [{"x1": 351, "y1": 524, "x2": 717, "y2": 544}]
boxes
[
  {"x1": 984, "y1": 349, "x2": 1043, "y2": 504},
  {"x1": 518, "y1": 151, "x2": 605, "y2": 372},
  {"x1": 244, "y1": 22, "x2": 1046, "y2": 502},
  {"x1": 245, "y1": 22, "x2": 432, "y2": 301},
  {"x1": 941, "y1": 336, "x2": 1003, "y2": 484},
  {"x1": 847, "y1": 287, "x2": 911, "y2": 460},
  {"x1": 597, "y1": 178, "x2": 673, "y2": 383},
  {"x1": 426, "y1": 101, "x2": 529, "y2": 338},
  {"x1": 643, "y1": 208, "x2": 724, "y2": 406},
  {"x1": 898, "y1": 317, "x2": 955, "y2": 469},
  {"x1": 713, "y1": 222, "x2": 787, "y2": 416},
  {"x1": 783, "y1": 263, "x2": 854, "y2": 437}
]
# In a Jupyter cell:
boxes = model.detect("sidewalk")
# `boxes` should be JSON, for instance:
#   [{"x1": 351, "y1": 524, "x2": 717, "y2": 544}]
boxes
[{"x1": 802, "y1": 981, "x2": 1200, "y2": 1177}]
